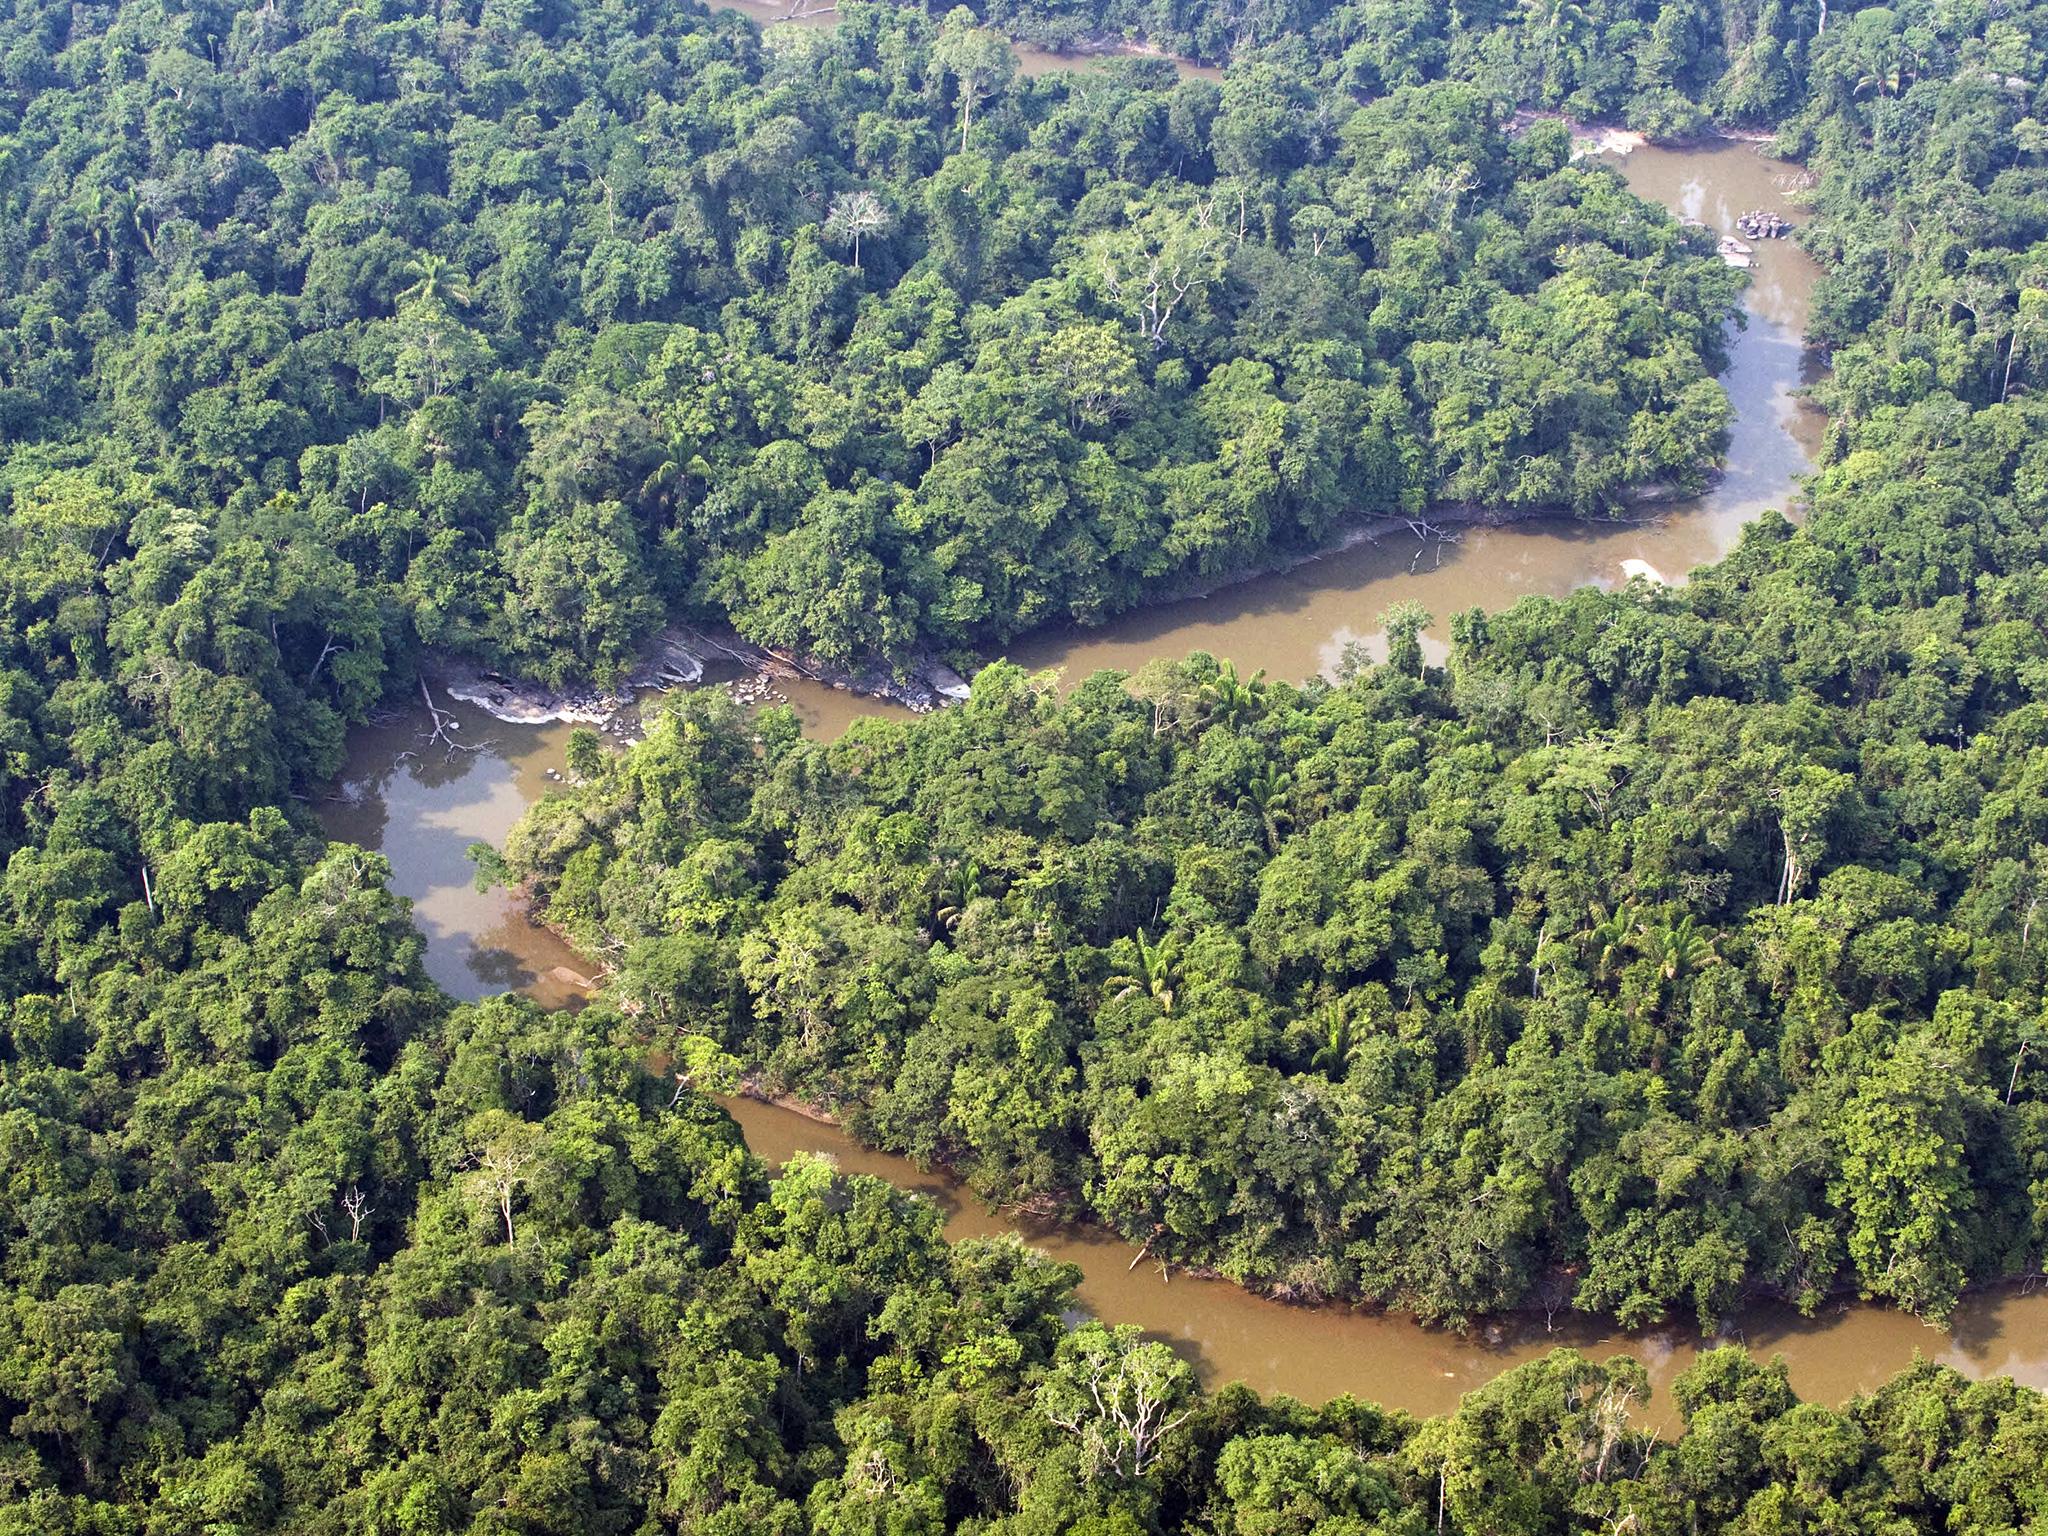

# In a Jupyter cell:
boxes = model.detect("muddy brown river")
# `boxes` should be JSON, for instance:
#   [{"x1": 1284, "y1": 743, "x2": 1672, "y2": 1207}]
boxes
[
  {"x1": 1010, "y1": 139, "x2": 1828, "y2": 678},
  {"x1": 725, "y1": 1095, "x2": 2048, "y2": 1417},
  {"x1": 318, "y1": 696, "x2": 597, "y2": 1008},
  {"x1": 321, "y1": 142, "x2": 2048, "y2": 1414}
]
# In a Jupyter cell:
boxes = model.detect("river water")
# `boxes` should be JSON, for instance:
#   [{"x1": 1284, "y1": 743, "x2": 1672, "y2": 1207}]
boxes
[
  {"x1": 317, "y1": 695, "x2": 596, "y2": 1009},
  {"x1": 1009, "y1": 139, "x2": 1828, "y2": 679},
  {"x1": 316, "y1": 142, "x2": 2048, "y2": 1414},
  {"x1": 724, "y1": 1096, "x2": 2048, "y2": 1417}
]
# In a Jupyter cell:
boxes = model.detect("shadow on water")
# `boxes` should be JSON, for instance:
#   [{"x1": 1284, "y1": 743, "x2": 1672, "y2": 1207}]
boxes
[{"x1": 317, "y1": 694, "x2": 596, "y2": 1010}]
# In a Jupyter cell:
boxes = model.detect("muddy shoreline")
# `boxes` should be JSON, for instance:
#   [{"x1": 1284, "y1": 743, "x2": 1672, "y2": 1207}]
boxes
[
  {"x1": 713, "y1": 1078, "x2": 2046, "y2": 1343},
  {"x1": 447, "y1": 487, "x2": 1721, "y2": 730},
  {"x1": 1086, "y1": 485, "x2": 1702, "y2": 620}
]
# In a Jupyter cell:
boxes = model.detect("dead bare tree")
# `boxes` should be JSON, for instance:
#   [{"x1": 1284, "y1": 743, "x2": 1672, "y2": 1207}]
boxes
[
  {"x1": 2008, "y1": 1026, "x2": 2047, "y2": 1105},
  {"x1": 1096, "y1": 249, "x2": 1198, "y2": 351},
  {"x1": 1037, "y1": 1326, "x2": 1194, "y2": 1481},
  {"x1": 417, "y1": 675, "x2": 479, "y2": 755},
  {"x1": 307, "y1": 631, "x2": 344, "y2": 684},
  {"x1": 462, "y1": 1115, "x2": 545, "y2": 1246},
  {"x1": 1586, "y1": 1378, "x2": 1640, "y2": 1483},
  {"x1": 341, "y1": 1184, "x2": 375, "y2": 1242}
]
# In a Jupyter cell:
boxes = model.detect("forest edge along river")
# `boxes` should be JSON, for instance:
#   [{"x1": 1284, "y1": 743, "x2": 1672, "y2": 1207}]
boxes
[
  {"x1": 720, "y1": 1092, "x2": 2048, "y2": 1421},
  {"x1": 1012, "y1": 137, "x2": 1829, "y2": 682},
  {"x1": 317, "y1": 138, "x2": 1822, "y2": 1009},
  {"x1": 314, "y1": 141, "x2": 2048, "y2": 1420}
]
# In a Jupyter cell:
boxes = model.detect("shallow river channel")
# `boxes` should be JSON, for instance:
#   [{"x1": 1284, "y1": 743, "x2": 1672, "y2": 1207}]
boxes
[
  {"x1": 318, "y1": 141, "x2": 2048, "y2": 1415},
  {"x1": 725, "y1": 1095, "x2": 2048, "y2": 1419}
]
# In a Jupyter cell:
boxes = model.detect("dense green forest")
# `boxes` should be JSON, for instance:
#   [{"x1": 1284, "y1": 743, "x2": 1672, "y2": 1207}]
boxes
[
  {"x1": 0, "y1": 0, "x2": 1750, "y2": 684},
  {"x1": 4, "y1": 0, "x2": 2048, "y2": 1525},
  {"x1": 507, "y1": 448, "x2": 2048, "y2": 1329},
  {"x1": 9, "y1": 975, "x2": 2048, "y2": 1533},
  {"x1": 493, "y1": 0, "x2": 2048, "y2": 1336}
]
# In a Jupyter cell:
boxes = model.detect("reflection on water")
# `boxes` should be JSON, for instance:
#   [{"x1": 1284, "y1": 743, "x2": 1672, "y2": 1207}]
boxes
[
  {"x1": 317, "y1": 694, "x2": 595, "y2": 1009},
  {"x1": 774, "y1": 678, "x2": 921, "y2": 738},
  {"x1": 725, "y1": 1095, "x2": 2048, "y2": 1417},
  {"x1": 697, "y1": 657, "x2": 922, "y2": 740}
]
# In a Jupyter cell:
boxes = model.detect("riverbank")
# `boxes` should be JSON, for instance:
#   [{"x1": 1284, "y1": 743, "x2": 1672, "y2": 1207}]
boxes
[
  {"x1": 1013, "y1": 31, "x2": 1222, "y2": 71},
  {"x1": 1514, "y1": 109, "x2": 1798, "y2": 162},
  {"x1": 321, "y1": 134, "x2": 1855, "y2": 1424},
  {"x1": 719, "y1": 1079, "x2": 2036, "y2": 1333},
  {"x1": 443, "y1": 624, "x2": 970, "y2": 729},
  {"x1": 1091, "y1": 480, "x2": 1706, "y2": 623},
  {"x1": 1511, "y1": 109, "x2": 1650, "y2": 158},
  {"x1": 439, "y1": 628, "x2": 705, "y2": 726},
  {"x1": 445, "y1": 483, "x2": 1717, "y2": 732},
  {"x1": 717, "y1": 1089, "x2": 2048, "y2": 1416},
  {"x1": 446, "y1": 136, "x2": 1813, "y2": 734}
]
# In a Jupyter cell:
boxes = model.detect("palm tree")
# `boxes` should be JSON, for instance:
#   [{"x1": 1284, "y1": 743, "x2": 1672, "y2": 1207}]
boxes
[
  {"x1": 1582, "y1": 903, "x2": 1637, "y2": 985},
  {"x1": 1106, "y1": 929, "x2": 1182, "y2": 1014},
  {"x1": 934, "y1": 861, "x2": 985, "y2": 935},
  {"x1": 1237, "y1": 768, "x2": 1292, "y2": 853},
  {"x1": 2003, "y1": 285, "x2": 2047, "y2": 403},
  {"x1": 1630, "y1": 915, "x2": 1720, "y2": 1073},
  {"x1": 397, "y1": 253, "x2": 470, "y2": 309},
  {"x1": 825, "y1": 189, "x2": 893, "y2": 274},
  {"x1": 1527, "y1": 0, "x2": 1589, "y2": 72},
  {"x1": 1308, "y1": 999, "x2": 1360, "y2": 1080},
  {"x1": 1199, "y1": 659, "x2": 1268, "y2": 729},
  {"x1": 1637, "y1": 915, "x2": 1720, "y2": 985},
  {"x1": 641, "y1": 432, "x2": 710, "y2": 520}
]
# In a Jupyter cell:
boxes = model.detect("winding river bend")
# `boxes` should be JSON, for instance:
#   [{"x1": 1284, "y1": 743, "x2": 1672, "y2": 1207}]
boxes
[
  {"x1": 1009, "y1": 139, "x2": 1829, "y2": 680},
  {"x1": 317, "y1": 143, "x2": 2048, "y2": 1415}
]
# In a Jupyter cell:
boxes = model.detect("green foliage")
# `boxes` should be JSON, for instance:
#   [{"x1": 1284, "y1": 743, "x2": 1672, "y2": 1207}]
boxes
[
  {"x1": 4, "y1": 0, "x2": 2048, "y2": 1528},
  {"x1": 0, "y1": 0, "x2": 1747, "y2": 688},
  {"x1": 508, "y1": 381, "x2": 2048, "y2": 1322}
]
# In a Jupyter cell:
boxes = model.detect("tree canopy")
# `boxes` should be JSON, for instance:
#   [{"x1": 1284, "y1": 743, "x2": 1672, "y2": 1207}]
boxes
[
  {"x1": 4, "y1": 0, "x2": 2048, "y2": 1527},
  {"x1": 0, "y1": 0, "x2": 1750, "y2": 684}
]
